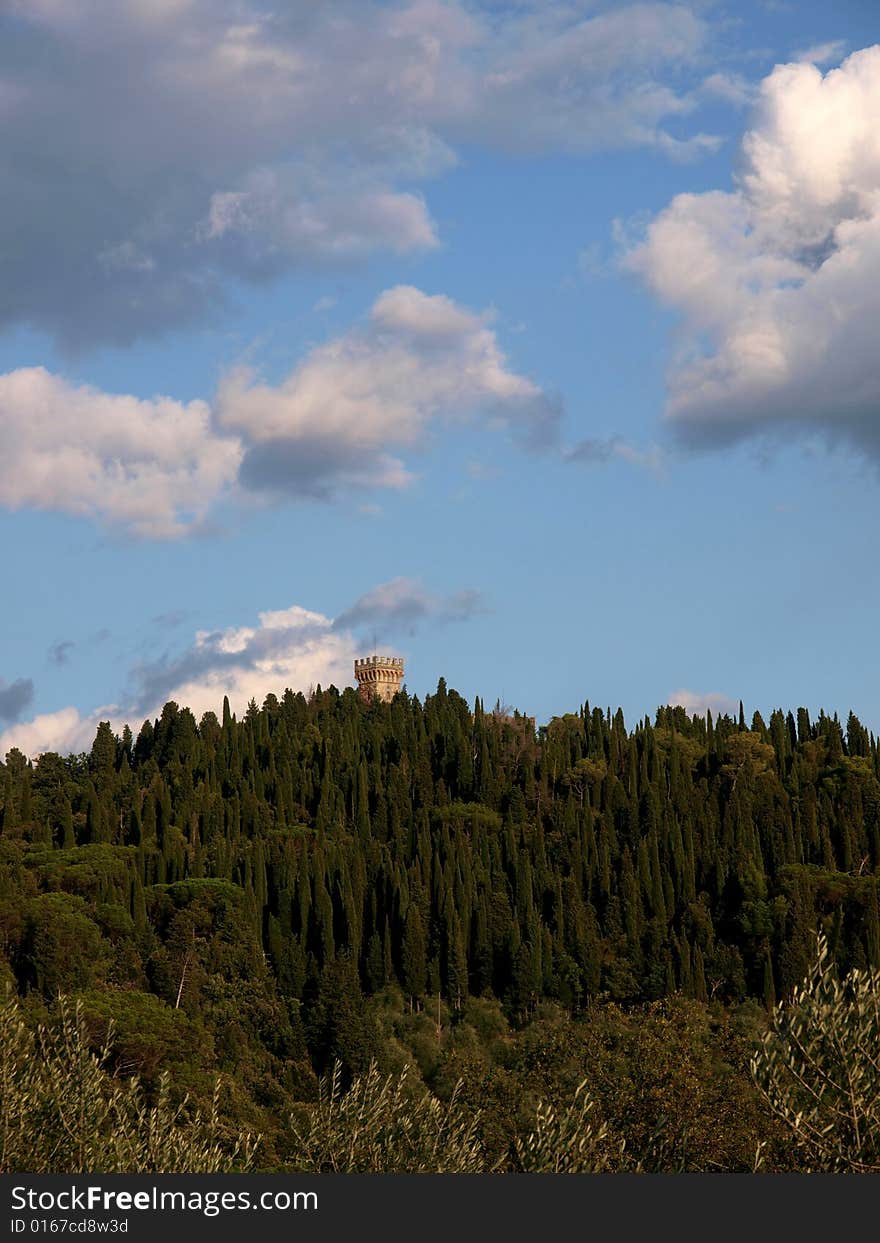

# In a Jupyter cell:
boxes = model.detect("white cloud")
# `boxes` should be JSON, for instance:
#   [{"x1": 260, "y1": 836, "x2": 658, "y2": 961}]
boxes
[
  {"x1": 628, "y1": 46, "x2": 880, "y2": 463},
  {"x1": 220, "y1": 285, "x2": 560, "y2": 499},
  {"x1": 0, "y1": 706, "x2": 102, "y2": 760},
  {"x1": 794, "y1": 40, "x2": 846, "y2": 66},
  {"x1": 129, "y1": 604, "x2": 357, "y2": 722},
  {"x1": 333, "y1": 576, "x2": 486, "y2": 635},
  {"x1": 667, "y1": 689, "x2": 738, "y2": 717},
  {"x1": 0, "y1": 1, "x2": 714, "y2": 345},
  {"x1": 0, "y1": 286, "x2": 555, "y2": 531},
  {"x1": 564, "y1": 436, "x2": 664, "y2": 470},
  {"x1": 653, "y1": 130, "x2": 723, "y2": 163},
  {"x1": 700, "y1": 71, "x2": 755, "y2": 107},
  {"x1": 200, "y1": 169, "x2": 438, "y2": 265},
  {"x1": 0, "y1": 367, "x2": 241, "y2": 538},
  {"x1": 448, "y1": 2, "x2": 709, "y2": 154}
]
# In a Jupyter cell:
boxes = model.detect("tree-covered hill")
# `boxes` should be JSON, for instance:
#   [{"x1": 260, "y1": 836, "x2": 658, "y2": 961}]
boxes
[{"x1": 1, "y1": 682, "x2": 878, "y2": 1166}]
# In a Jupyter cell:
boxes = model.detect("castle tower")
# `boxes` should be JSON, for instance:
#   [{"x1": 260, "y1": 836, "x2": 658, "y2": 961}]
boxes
[{"x1": 354, "y1": 655, "x2": 404, "y2": 704}]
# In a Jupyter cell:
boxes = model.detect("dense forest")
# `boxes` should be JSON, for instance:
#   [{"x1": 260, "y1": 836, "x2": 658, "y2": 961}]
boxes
[{"x1": 1, "y1": 682, "x2": 878, "y2": 1169}]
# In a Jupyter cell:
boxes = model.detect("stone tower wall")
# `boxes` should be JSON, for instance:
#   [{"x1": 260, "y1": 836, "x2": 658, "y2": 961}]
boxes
[{"x1": 354, "y1": 655, "x2": 404, "y2": 704}]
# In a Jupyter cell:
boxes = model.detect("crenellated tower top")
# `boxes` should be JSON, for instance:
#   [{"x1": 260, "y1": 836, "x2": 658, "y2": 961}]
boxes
[{"x1": 354, "y1": 655, "x2": 404, "y2": 703}]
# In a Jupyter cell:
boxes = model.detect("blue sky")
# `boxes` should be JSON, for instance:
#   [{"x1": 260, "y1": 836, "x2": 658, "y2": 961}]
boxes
[{"x1": 1, "y1": 0, "x2": 879, "y2": 756}]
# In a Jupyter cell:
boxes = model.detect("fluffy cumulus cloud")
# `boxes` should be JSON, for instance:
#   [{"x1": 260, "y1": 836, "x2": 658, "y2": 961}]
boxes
[
  {"x1": 0, "y1": 287, "x2": 550, "y2": 533},
  {"x1": 0, "y1": 706, "x2": 100, "y2": 760},
  {"x1": 628, "y1": 46, "x2": 880, "y2": 464},
  {"x1": 221, "y1": 285, "x2": 560, "y2": 499},
  {"x1": 667, "y1": 688, "x2": 738, "y2": 718},
  {"x1": 0, "y1": 367, "x2": 241, "y2": 537},
  {"x1": 127, "y1": 604, "x2": 357, "y2": 720},
  {"x1": 0, "y1": 577, "x2": 480, "y2": 757},
  {"x1": 0, "y1": 1, "x2": 713, "y2": 345}
]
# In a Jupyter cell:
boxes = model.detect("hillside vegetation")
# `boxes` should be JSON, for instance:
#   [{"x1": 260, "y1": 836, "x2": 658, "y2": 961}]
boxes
[{"x1": 1, "y1": 683, "x2": 878, "y2": 1169}]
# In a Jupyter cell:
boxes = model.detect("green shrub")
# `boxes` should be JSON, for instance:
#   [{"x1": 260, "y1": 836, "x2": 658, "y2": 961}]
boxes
[
  {"x1": 514, "y1": 1080, "x2": 622, "y2": 1172},
  {"x1": 0, "y1": 992, "x2": 257, "y2": 1173},
  {"x1": 751, "y1": 933, "x2": 880, "y2": 1172},
  {"x1": 289, "y1": 1062, "x2": 489, "y2": 1172}
]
